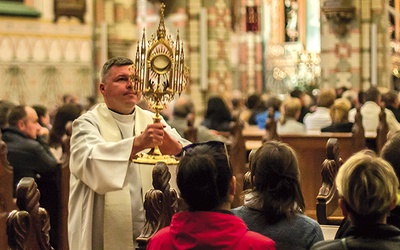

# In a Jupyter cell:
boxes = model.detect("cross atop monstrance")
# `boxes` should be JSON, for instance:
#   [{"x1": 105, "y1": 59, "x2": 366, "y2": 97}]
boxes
[{"x1": 130, "y1": 3, "x2": 189, "y2": 165}]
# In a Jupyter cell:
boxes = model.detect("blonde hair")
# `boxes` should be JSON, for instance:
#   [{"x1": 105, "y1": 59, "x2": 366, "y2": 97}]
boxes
[
  {"x1": 279, "y1": 97, "x2": 301, "y2": 125},
  {"x1": 317, "y1": 89, "x2": 336, "y2": 108},
  {"x1": 336, "y1": 151, "x2": 398, "y2": 221},
  {"x1": 330, "y1": 98, "x2": 351, "y2": 123}
]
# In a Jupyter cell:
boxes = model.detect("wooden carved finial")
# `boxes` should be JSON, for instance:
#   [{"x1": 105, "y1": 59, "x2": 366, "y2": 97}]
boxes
[
  {"x1": 351, "y1": 106, "x2": 365, "y2": 152},
  {"x1": 263, "y1": 107, "x2": 280, "y2": 142},
  {"x1": 136, "y1": 162, "x2": 178, "y2": 249},
  {"x1": 7, "y1": 178, "x2": 53, "y2": 250},
  {"x1": 376, "y1": 106, "x2": 389, "y2": 153}
]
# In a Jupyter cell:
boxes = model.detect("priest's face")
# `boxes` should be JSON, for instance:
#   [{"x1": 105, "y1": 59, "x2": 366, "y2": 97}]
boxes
[{"x1": 100, "y1": 65, "x2": 142, "y2": 114}]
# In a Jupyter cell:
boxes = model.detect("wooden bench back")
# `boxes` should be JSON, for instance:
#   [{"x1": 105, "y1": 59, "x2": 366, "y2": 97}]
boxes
[
  {"x1": 0, "y1": 132, "x2": 16, "y2": 250},
  {"x1": 316, "y1": 138, "x2": 344, "y2": 225},
  {"x1": 376, "y1": 106, "x2": 389, "y2": 153},
  {"x1": 136, "y1": 162, "x2": 179, "y2": 250},
  {"x1": 279, "y1": 132, "x2": 356, "y2": 217},
  {"x1": 227, "y1": 119, "x2": 247, "y2": 208},
  {"x1": 7, "y1": 177, "x2": 53, "y2": 250}
]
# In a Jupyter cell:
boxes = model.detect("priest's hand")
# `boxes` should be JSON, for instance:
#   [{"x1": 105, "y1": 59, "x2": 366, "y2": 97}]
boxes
[{"x1": 159, "y1": 130, "x2": 182, "y2": 155}]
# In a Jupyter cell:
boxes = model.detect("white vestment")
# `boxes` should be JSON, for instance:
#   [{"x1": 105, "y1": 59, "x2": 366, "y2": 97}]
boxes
[{"x1": 68, "y1": 103, "x2": 190, "y2": 250}]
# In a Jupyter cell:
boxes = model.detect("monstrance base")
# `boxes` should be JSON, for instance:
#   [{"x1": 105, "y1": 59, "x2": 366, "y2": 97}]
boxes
[{"x1": 133, "y1": 153, "x2": 179, "y2": 165}]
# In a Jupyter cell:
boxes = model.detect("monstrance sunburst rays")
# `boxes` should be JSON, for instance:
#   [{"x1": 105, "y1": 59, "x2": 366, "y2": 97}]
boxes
[{"x1": 130, "y1": 3, "x2": 189, "y2": 164}]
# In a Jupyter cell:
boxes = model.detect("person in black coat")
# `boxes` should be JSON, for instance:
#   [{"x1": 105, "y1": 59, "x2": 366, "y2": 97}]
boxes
[{"x1": 2, "y1": 105, "x2": 59, "y2": 248}]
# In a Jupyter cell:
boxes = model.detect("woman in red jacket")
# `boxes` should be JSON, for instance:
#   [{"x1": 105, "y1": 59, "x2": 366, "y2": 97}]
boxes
[{"x1": 147, "y1": 141, "x2": 276, "y2": 250}]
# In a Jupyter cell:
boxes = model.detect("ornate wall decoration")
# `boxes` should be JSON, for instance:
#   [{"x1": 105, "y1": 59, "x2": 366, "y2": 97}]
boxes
[
  {"x1": 2, "y1": 65, "x2": 27, "y2": 104},
  {"x1": 40, "y1": 66, "x2": 62, "y2": 107},
  {"x1": 0, "y1": 12, "x2": 93, "y2": 106}
]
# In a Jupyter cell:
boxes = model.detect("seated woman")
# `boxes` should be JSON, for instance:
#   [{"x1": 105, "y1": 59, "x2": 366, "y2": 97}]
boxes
[
  {"x1": 232, "y1": 141, "x2": 324, "y2": 250},
  {"x1": 312, "y1": 151, "x2": 400, "y2": 249},
  {"x1": 148, "y1": 141, "x2": 276, "y2": 250},
  {"x1": 201, "y1": 96, "x2": 234, "y2": 132},
  {"x1": 32, "y1": 104, "x2": 51, "y2": 142},
  {"x1": 49, "y1": 103, "x2": 83, "y2": 162},
  {"x1": 321, "y1": 97, "x2": 353, "y2": 132},
  {"x1": 277, "y1": 97, "x2": 306, "y2": 134}
]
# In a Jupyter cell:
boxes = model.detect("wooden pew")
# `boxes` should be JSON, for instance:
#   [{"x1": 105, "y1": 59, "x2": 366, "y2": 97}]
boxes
[
  {"x1": 376, "y1": 106, "x2": 389, "y2": 153},
  {"x1": 262, "y1": 107, "x2": 280, "y2": 142},
  {"x1": 0, "y1": 132, "x2": 16, "y2": 250},
  {"x1": 136, "y1": 162, "x2": 178, "y2": 250},
  {"x1": 7, "y1": 177, "x2": 53, "y2": 250},
  {"x1": 242, "y1": 106, "x2": 389, "y2": 153},
  {"x1": 315, "y1": 107, "x2": 388, "y2": 225},
  {"x1": 227, "y1": 119, "x2": 247, "y2": 208},
  {"x1": 316, "y1": 138, "x2": 344, "y2": 225},
  {"x1": 279, "y1": 132, "x2": 361, "y2": 219}
]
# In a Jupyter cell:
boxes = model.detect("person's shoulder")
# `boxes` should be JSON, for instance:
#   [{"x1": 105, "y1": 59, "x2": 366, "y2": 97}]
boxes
[
  {"x1": 303, "y1": 111, "x2": 313, "y2": 120},
  {"x1": 310, "y1": 239, "x2": 342, "y2": 250},
  {"x1": 231, "y1": 205, "x2": 245, "y2": 214},
  {"x1": 238, "y1": 231, "x2": 276, "y2": 249},
  {"x1": 2, "y1": 128, "x2": 36, "y2": 144},
  {"x1": 72, "y1": 107, "x2": 102, "y2": 126},
  {"x1": 147, "y1": 227, "x2": 173, "y2": 250},
  {"x1": 295, "y1": 213, "x2": 322, "y2": 228}
]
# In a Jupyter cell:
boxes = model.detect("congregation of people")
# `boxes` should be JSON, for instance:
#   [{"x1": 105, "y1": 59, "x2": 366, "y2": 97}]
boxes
[{"x1": 2, "y1": 56, "x2": 400, "y2": 249}]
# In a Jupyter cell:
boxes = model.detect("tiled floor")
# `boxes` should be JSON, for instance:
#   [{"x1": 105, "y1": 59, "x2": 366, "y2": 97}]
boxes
[{"x1": 320, "y1": 225, "x2": 339, "y2": 240}]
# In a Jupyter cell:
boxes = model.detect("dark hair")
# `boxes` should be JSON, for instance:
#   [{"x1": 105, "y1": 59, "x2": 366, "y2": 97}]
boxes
[
  {"x1": 249, "y1": 141, "x2": 305, "y2": 224},
  {"x1": 8, "y1": 105, "x2": 27, "y2": 126},
  {"x1": 382, "y1": 91, "x2": 398, "y2": 108},
  {"x1": 32, "y1": 105, "x2": 47, "y2": 127},
  {"x1": 177, "y1": 141, "x2": 232, "y2": 211},
  {"x1": 290, "y1": 89, "x2": 304, "y2": 99},
  {"x1": 204, "y1": 96, "x2": 232, "y2": 123},
  {"x1": 364, "y1": 87, "x2": 380, "y2": 103},
  {"x1": 265, "y1": 96, "x2": 282, "y2": 111},
  {"x1": 49, "y1": 104, "x2": 83, "y2": 147},
  {"x1": 0, "y1": 100, "x2": 16, "y2": 128},
  {"x1": 101, "y1": 56, "x2": 133, "y2": 82},
  {"x1": 245, "y1": 94, "x2": 263, "y2": 109}
]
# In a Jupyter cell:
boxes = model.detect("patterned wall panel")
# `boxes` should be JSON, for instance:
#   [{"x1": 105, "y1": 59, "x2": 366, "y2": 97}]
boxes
[
  {"x1": 320, "y1": 0, "x2": 390, "y2": 91},
  {"x1": 0, "y1": 14, "x2": 93, "y2": 107}
]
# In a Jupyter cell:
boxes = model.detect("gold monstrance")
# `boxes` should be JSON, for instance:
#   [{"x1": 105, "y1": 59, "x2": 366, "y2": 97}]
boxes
[{"x1": 131, "y1": 3, "x2": 189, "y2": 165}]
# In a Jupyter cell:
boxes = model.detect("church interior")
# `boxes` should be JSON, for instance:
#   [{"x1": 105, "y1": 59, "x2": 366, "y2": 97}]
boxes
[
  {"x1": 1, "y1": 0, "x2": 399, "y2": 112},
  {"x1": 1, "y1": 0, "x2": 400, "y2": 249}
]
